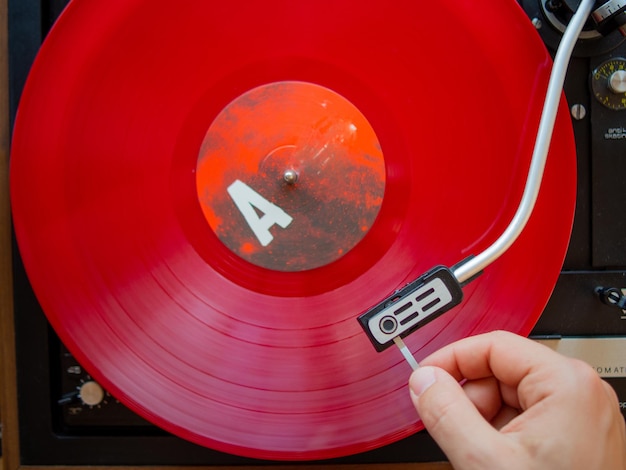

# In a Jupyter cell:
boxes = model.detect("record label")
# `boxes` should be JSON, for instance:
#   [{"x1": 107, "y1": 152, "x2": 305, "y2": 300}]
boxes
[{"x1": 196, "y1": 81, "x2": 385, "y2": 271}]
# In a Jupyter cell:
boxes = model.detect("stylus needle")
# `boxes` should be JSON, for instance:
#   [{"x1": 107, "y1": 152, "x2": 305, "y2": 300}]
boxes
[{"x1": 393, "y1": 336, "x2": 419, "y2": 370}]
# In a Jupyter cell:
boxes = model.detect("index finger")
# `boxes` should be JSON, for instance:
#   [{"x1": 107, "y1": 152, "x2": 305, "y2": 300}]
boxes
[{"x1": 419, "y1": 330, "x2": 572, "y2": 390}]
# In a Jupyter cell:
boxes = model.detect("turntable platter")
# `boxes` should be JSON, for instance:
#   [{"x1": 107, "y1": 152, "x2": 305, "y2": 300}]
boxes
[{"x1": 10, "y1": 0, "x2": 576, "y2": 460}]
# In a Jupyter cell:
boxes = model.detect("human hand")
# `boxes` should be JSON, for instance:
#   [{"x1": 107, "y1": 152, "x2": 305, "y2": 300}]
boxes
[{"x1": 409, "y1": 330, "x2": 626, "y2": 469}]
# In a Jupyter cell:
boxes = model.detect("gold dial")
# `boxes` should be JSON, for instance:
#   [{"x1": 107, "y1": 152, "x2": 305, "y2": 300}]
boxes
[{"x1": 592, "y1": 58, "x2": 626, "y2": 111}]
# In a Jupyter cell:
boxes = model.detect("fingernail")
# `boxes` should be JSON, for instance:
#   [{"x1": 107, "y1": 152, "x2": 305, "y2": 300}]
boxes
[{"x1": 409, "y1": 366, "x2": 437, "y2": 398}]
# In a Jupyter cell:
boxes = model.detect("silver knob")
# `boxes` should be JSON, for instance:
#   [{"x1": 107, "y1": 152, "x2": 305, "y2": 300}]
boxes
[{"x1": 608, "y1": 70, "x2": 626, "y2": 94}]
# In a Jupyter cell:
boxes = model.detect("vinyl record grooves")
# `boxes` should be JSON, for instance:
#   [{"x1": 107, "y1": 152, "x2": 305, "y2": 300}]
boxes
[{"x1": 10, "y1": 0, "x2": 576, "y2": 461}]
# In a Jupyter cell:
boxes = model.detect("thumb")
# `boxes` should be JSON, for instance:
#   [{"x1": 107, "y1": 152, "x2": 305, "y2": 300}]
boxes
[{"x1": 409, "y1": 366, "x2": 506, "y2": 467}]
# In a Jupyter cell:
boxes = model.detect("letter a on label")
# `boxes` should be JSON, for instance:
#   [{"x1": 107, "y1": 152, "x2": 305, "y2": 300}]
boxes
[{"x1": 227, "y1": 180, "x2": 293, "y2": 246}]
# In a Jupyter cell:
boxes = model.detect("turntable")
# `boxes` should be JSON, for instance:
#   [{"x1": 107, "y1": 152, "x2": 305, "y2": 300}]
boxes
[{"x1": 1, "y1": 0, "x2": 626, "y2": 467}]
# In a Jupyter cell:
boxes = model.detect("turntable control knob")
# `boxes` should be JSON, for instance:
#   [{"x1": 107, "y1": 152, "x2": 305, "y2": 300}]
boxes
[
  {"x1": 608, "y1": 70, "x2": 626, "y2": 94},
  {"x1": 591, "y1": 58, "x2": 626, "y2": 110},
  {"x1": 78, "y1": 380, "x2": 105, "y2": 407},
  {"x1": 591, "y1": 0, "x2": 626, "y2": 36}
]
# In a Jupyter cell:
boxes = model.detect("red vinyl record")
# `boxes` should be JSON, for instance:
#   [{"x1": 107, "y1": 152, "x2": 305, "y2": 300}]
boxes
[{"x1": 10, "y1": 0, "x2": 576, "y2": 461}]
